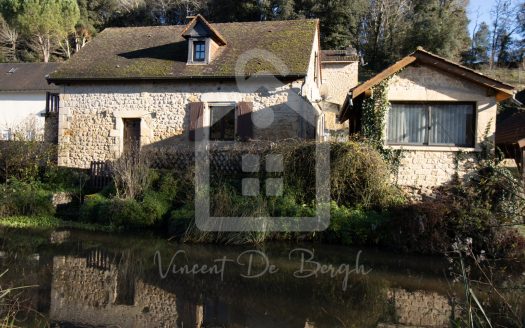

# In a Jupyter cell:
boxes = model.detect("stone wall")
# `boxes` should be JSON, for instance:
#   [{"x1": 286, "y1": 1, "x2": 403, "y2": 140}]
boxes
[
  {"x1": 384, "y1": 65, "x2": 496, "y2": 189},
  {"x1": 58, "y1": 79, "x2": 320, "y2": 169},
  {"x1": 320, "y1": 61, "x2": 358, "y2": 106},
  {"x1": 395, "y1": 150, "x2": 477, "y2": 188}
]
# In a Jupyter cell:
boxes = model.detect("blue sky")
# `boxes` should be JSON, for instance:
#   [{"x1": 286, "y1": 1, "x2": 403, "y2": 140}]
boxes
[{"x1": 467, "y1": 0, "x2": 519, "y2": 35}]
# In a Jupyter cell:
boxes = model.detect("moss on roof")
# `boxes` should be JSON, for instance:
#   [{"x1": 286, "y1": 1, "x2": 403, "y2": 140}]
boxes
[{"x1": 49, "y1": 19, "x2": 318, "y2": 82}]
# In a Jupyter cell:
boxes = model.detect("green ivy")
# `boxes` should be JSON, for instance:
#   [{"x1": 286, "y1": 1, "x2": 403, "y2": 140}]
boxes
[
  {"x1": 361, "y1": 79, "x2": 391, "y2": 146},
  {"x1": 360, "y1": 77, "x2": 404, "y2": 174}
]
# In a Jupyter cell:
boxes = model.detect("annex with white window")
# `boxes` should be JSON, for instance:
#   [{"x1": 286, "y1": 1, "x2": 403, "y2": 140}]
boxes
[
  {"x1": 340, "y1": 48, "x2": 515, "y2": 189},
  {"x1": 0, "y1": 63, "x2": 61, "y2": 140}
]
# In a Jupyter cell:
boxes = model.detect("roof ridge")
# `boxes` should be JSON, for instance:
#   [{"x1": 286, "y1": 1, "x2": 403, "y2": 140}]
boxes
[{"x1": 101, "y1": 18, "x2": 318, "y2": 31}]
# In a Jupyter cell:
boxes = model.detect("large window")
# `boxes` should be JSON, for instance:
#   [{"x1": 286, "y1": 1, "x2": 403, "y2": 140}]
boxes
[
  {"x1": 387, "y1": 102, "x2": 475, "y2": 147},
  {"x1": 210, "y1": 105, "x2": 235, "y2": 141},
  {"x1": 193, "y1": 41, "x2": 206, "y2": 62}
]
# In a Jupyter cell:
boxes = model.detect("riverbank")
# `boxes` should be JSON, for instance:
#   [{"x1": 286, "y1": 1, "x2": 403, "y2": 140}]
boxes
[{"x1": 0, "y1": 216, "x2": 116, "y2": 233}]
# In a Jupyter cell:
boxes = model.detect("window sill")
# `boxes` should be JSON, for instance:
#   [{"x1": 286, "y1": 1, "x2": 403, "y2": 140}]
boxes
[{"x1": 385, "y1": 145, "x2": 480, "y2": 152}]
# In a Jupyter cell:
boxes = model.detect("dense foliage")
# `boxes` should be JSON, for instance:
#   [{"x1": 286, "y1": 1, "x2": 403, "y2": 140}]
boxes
[{"x1": 2, "y1": 0, "x2": 522, "y2": 71}]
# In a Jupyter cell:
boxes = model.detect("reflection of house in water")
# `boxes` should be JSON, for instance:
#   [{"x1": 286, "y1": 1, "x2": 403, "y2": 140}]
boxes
[
  {"x1": 48, "y1": 248, "x2": 456, "y2": 328},
  {"x1": 50, "y1": 252, "x2": 203, "y2": 327},
  {"x1": 378, "y1": 289, "x2": 455, "y2": 328},
  {"x1": 49, "y1": 251, "x2": 315, "y2": 328}
]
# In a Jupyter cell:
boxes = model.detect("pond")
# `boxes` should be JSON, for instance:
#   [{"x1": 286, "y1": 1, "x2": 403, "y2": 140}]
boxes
[{"x1": 0, "y1": 229, "x2": 522, "y2": 327}]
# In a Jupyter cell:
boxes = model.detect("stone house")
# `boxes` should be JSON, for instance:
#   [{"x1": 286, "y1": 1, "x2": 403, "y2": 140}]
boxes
[
  {"x1": 340, "y1": 48, "x2": 515, "y2": 190},
  {"x1": 47, "y1": 15, "x2": 358, "y2": 169},
  {"x1": 0, "y1": 63, "x2": 60, "y2": 140}
]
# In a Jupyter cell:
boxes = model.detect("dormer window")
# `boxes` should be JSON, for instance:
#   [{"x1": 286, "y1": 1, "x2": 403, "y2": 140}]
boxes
[
  {"x1": 181, "y1": 15, "x2": 227, "y2": 65},
  {"x1": 193, "y1": 41, "x2": 206, "y2": 62}
]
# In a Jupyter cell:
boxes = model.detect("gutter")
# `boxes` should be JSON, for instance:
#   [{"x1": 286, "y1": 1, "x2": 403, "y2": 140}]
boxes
[{"x1": 46, "y1": 74, "x2": 308, "y2": 85}]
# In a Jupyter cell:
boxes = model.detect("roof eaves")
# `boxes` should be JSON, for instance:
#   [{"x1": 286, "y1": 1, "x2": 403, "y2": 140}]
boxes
[
  {"x1": 47, "y1": 73, "x2": 307, "y2": 84},
  {"x1": 351, "y1": 48, "x2": 515, "y2": 101}
]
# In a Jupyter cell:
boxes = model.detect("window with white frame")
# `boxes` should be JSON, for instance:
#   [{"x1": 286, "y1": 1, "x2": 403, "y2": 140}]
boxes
[{"x1": 387, "y1": 102, "x2": 476, "y2": 147}]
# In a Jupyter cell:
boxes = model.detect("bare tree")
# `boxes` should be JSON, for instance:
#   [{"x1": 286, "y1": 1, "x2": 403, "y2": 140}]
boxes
[
  {"x1": 0, "y1": 16, "x2": 18, "y2": 62},
  {"x1": 116, "y1": 0, "x2": 146, "y2": 14},
  {"x1": 489, "y1": 0, "x2": 519, "y2": 69}
]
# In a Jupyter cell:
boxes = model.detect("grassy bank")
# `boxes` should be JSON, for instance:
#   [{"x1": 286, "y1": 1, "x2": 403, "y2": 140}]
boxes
[{"x1": 0, "y1": 216, "x2": 116, "y2": 233}]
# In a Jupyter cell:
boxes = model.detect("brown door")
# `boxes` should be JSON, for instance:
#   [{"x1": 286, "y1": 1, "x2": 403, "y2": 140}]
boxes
[{"x1": 123, "y1": 118, "x2": 141, "y2": 154}]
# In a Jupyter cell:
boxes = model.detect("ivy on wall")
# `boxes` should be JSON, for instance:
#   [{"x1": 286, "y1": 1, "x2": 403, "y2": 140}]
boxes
[
  {"x1": 359, "y1": 77, "x2": 404, "y2": 175},
  {"x1": 361, "y1": 79, "x2": 391, "y2": 146}
]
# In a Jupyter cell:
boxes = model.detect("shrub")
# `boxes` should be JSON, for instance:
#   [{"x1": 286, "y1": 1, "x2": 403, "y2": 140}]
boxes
[
  {"x1": 0, "y1": 180, "x2": 55, "y2": 217},
  {"x1": 381, "y1": 199, "x2": 525, "y2": 257},
  {"x1": 142, "y1": 191, "x2": 171, "y2": 224},
  {"x1": 381, "y1": 201, "x2": 453, "y2": 254},
  {"x1": 0, "y1": 141, "x2": 56, "y2": 183},
  {"x1": 168, "y1": 206, "x2": 195, "y2": 236},
  {"x1": 43, "y1": 167, "x2": 89, "y2": 193},
  {"x1": 104, "y1": 199, "x2": 150, "y2": 228},
  {"x1": 325, "y1": 202, "x2": 386, "y2": 246},
  {"x1": 110, "y1": 149, "x2": 150, "y2": 200},
  {"x1": 79, "y1": 193, "x2": 109, "y2": 223},
  {"x1": 274, "y1": 141, "x2": 404, "y2": 209}
]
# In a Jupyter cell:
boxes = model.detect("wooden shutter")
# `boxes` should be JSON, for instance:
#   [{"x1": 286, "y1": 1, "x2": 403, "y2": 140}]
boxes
[
  {"x1": 236, "y1": 102, "x2": 253, "y2": 141},
  {"x1": 189, "y1": 102, "x2": 205, "y2": 141}
]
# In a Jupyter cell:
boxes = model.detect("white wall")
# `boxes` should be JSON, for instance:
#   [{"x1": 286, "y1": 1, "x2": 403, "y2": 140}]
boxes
[{"x1": 0, "y1": 92, "x2": 46, "y2": 139}]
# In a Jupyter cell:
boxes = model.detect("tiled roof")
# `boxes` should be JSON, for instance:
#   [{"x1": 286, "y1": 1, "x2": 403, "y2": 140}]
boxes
[
  {"x1": 48, "y1": 19, "x2": 318, "y2": 82},
  {"x1": 0, "y1": 63, "x2": 60, "y2": 92}
]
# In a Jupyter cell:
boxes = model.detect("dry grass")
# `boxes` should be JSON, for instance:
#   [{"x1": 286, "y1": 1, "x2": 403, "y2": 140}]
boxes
[{"x1": 479, "y1": 67, "x2": 525, "y2": 90}]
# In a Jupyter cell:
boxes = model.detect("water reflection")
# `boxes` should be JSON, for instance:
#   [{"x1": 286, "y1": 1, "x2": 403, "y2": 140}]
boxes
[{"x1": 2, "y1": 231, "x2": 461, "y2": 327}]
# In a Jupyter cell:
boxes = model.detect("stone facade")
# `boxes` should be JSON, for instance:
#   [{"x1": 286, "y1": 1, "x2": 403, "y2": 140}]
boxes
[
  {"x1": 57, "y1": 79, "x2": 320, "y2": 168},
  {"x1": 320, "y1": 60, "x2": 358, "y2": 139},
  {"x1": 321, "y1": 61, "x2": 358, "y2": 106},
  {"x1": 384, "y1": 65, "x2": 497, "y2": 189},
  {"x1": 395, "y1": 150, "x2": 477, "y2": 188}
]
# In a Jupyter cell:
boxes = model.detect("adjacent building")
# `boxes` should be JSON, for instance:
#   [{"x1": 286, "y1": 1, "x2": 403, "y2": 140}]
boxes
[
  {"x1": 0, "y1": 63, "x2": 61, "y2": 140},
  {"x1": 340, "y1": 48, "x2": 515, "y2": 189}
]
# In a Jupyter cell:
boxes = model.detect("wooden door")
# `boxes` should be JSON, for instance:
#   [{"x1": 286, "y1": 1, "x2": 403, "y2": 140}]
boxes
[{"x1": 123, "y1": 118, "x2": 141, "y2": 154}]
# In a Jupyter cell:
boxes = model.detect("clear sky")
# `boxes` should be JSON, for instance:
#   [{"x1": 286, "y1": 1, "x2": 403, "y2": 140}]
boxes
[{"x1": 467, "y1": 0, "x2": 519, "y2": 35}]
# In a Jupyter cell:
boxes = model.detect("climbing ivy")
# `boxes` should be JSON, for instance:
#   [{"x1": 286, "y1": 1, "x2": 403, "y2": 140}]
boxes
[
  {"x1": 360, "y1": 77, "x2": 404, "y2": 175},
  {"x1": 361, "y1": 79, "x2": 391, "y2": 146}
]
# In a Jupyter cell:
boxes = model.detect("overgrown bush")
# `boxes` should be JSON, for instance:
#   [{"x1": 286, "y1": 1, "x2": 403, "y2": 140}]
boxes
[
  {"x1": 110, "y1": 149, "x2": 151, "y2": 200},
  {"x1": 0, "y1": 141, "x2": 56, "y2": 183},
  {"x1": 325, "y1": 202, "x2": 386, "y2": 246},
  {"x1": 274, "y1": 141, "x2": 404, "y2": 209},
  {"x1": 0, "y1": 180, "x2": 55, "y2": 217}
]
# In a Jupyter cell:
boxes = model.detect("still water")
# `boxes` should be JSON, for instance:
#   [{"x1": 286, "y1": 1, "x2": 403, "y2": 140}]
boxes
[{"x1": 0, "y1": 229, "x2": 518, "y2": 327}]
